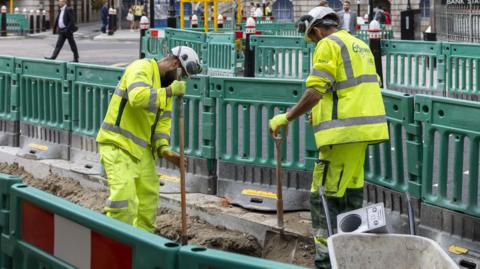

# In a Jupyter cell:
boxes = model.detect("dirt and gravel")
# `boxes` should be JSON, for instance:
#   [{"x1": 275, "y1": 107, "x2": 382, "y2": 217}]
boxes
[{"x1": 0, "y1": 162, "x2": 315, "y2": 268}]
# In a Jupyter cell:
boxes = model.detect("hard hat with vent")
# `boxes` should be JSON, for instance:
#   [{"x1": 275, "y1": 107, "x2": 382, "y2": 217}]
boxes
[{"x1": 171, "y1": 46, "x2": 203, "y2": 77}]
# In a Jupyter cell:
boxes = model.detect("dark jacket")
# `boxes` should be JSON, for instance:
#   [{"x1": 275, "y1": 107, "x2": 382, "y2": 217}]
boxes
[{"x1": 53, "y1": 6, "x2": 77, "y2": 34}]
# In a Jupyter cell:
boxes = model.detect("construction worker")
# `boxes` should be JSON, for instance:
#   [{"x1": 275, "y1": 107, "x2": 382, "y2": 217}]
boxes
[
  {"x1": 96, "y1": 46, "x2": 202, "y2": 232},
  {"x1": 269, "y1": 7, "x2": 388, "y2": 269}
]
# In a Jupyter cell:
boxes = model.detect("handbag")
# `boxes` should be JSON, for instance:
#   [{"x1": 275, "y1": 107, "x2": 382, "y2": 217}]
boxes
[{"x1": 126, "y1": 12, "x2": 133, "y2": 21}]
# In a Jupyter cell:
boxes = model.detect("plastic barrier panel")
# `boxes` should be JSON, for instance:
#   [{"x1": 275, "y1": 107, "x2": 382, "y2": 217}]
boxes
[
  {"x1": 14, "y1": 58, "x2": 70, "y2": 160},
  {"x1": 211, "y1": 76, "x2": 314, "y2": 211},
  {"x1": 255, "y1": 23, "x2": 299, "y2": 36},
  {"x1": 382, "y1": 40, "x2": 445, "y2": 96},
  {"x1": 0, "y1": 55, "x2": 19, "y2": 146},
  {"x1": 4, "y1": 184, "x2": 180, "y2": 269},
  {"x1": 206, "y1": 33, "x2": 237, "y2": 76},
  {"x1": 67, "y1": 63, "x2": 124, "y2": 175},
  {"x1": 415, "y1": 95, "x2": 480, "y2": 217},
  {"x1": 250, "y1": 35, "x2": 311, "y2": 79},
  {"x1": 0, "y1": 173, "x2": 22, "y2": 268},
  {"x1": 443, "y1": 42, "x2": 480, "y2": 100},
  {"x1": 365, "y1": 90, "x2": 422, "y2": 197},
  {"x1": 142, "y1": 30, "x2": 169, "y2": 60},
  {"x1": 0, "y1": 14, "x2": 28, "y2": 35},
  {"x1": 178, "y1": 245, "x2": 308, "y2": 269},
  {"x1": 159, "y1": 75, "x2": 217, "y2": 194},
  {"x1": 165, "y1": 28, "x2": 208, "y2": 71}
]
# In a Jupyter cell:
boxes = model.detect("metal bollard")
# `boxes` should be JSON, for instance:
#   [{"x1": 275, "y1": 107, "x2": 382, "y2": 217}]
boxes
[
  {"x1": 29, "y1": 10, "x2": 34, "y2": 34},
  {"x1": 41, "y1": 10, "x2": 46, "y2": 32},
  {"x1": 107, "y1": 8, "x2": 115, "y2": 36},
  {"x1": 243, "y1": 17, "x2": 256, "y2": 77},
  {"x1": 217, "y1": 14, "x2": 224, "y2": 29},
  {"x1": 191, "y1": 14, "x2": 198, "y2": 28},
  {"x1": 368, "y1": 20, "x2": 383, "y2": 85},
  {"x1": 35, "y1": 10, "x2": 40, "y2": 33},
  {"x1": 1, "y1": 6, "x2": 6, "y2": 37},
  {"x1": 139, "y1": 16, "x2": 149, "y2": 59},
  {"x1": 14, "y1": 7, "x2": 19, "y2": 14}
]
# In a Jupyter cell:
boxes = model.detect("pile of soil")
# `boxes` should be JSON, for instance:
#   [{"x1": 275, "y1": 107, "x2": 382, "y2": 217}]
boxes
[{"x1": 0, "y1": 162, "x2": 315, "y2": 268}]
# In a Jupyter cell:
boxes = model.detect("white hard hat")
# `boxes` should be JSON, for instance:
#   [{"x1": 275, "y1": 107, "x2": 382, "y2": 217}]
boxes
[
  {"x1": 171, "y1": 46, "x2": 202, "y2": 76},
  {"x1": 297, "y1": 6, "x2": 339, "y2": 41}
]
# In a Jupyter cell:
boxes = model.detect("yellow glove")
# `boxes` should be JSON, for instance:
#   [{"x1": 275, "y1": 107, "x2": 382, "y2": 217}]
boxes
[
  {"x1": 170, "y1": 80, "x2": 186, "y2": 97},
  {"x1": 159, "y1": 147, "x2": 181, "y2": 167},
  {"x1": 269, "y1": 113, "x2": 289, "y2": 136}
]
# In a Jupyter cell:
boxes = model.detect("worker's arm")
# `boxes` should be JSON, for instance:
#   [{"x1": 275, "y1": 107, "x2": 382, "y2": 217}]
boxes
[
  {"x1": 125, "y1": 63, "x2": 168, "y2": 111},
  {"x1": 269, "y1": 40, "x2": 336, "y2": 135}
]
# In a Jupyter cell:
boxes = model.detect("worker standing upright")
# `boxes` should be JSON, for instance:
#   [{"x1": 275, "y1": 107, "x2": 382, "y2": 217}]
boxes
[
  {"x1": 268, "y1": 7, "x2": 389, "y2": 269},
  {"x1": 96, "y1": 46, "x2": 202, "y2": 233}
]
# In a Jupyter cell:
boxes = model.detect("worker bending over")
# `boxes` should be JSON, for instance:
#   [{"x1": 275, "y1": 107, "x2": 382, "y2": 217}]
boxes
[
  {"x1": 269, "y1": 7, "x2": 389, "y2": 269},
  {"x1": 97, "y1": 46, "x2": 202, "y2": 232}
]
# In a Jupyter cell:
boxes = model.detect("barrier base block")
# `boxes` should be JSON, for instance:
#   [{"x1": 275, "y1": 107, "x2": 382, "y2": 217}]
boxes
[
  {"x1": 17, "y1": 123, "x2": 69, "y2": 160},
  {"x1": 157, "y1": 156, "x2": 217, "y2": 195},
  {"x1": 0, "y1": 119, "x2": 19, "y2": 147},
  {"x1": 217, "y1": 161, "x2": 311, "y2": 212}
]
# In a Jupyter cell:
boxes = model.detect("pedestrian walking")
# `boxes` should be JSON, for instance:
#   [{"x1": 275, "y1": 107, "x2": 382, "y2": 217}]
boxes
[
  {"x1": 126, "y1": 5, "x2": 134, "y2": 31},
  {"x1": 265, "y1": 2, "x2": 272, "y2": 16},
  {"x1": 269, "y1": 6, "x2": 388, "y2": 269},
  {"x1": 45, "y1": 0, "x2": 79, "y2": 62},
  {"x1": 133, "y1": 1, "x2": 144, "y2": 30},
  {"x1": 96, "y1": 46, "x2": 203, "y2": 233},
  {"x1": 100, "y1": 2, "x2": 108, "y2": 34},
  {"x1": 254, "y1": 3, "x2": 263, "y2": 17},
  {"x1": 337, "y1": 0, "x2": 357, "y2": 34},
  {"x1": 249, "y1": 2, "x2": 256, "y2": 17}
]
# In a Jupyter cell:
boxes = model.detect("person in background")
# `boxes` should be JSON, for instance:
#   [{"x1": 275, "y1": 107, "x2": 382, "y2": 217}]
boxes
[
  {"x1": 250, "y1": 2, "x2": 256, "y2": 17},
  {"x1": 265, "y1": 2, "x2": 272, "y2": 16},
  {"x1": 254, "y1": 3, "x2": 263, "y2": 17},
  {"x1": 133, "y1": 1, "x2": 144, "y2": 30},
  {"x1": 127, "y1": 5, "x2": 134, "y2": 32},
  {"x1": 318, "y1": 0, "x2": 329, "y2": 7},
  {"x1": 384, "y1": 9, "x2": 391, "y2": 25},
  {"x1": 45, "y1": 0, "x2": 79, "y2": 62},
  {"x1": 100, "y1": 2, "x2": 108, "y2": 34},
  {"x1": 374, "y1": 5, "x2": 385, "y2": 24},
  {"x1": 337, "y1": 0, "x2": 357, "y2": 34}
]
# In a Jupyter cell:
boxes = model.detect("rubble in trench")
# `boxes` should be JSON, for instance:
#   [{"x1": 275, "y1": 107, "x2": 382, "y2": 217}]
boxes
[{"x1": 0, "y1": 162, "x2": 315, "y2": 268}]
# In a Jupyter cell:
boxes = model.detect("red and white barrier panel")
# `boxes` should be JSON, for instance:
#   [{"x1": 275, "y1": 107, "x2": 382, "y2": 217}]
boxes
[{"x1": 21, "y1": 201, "x2": 133, "y2": 269}]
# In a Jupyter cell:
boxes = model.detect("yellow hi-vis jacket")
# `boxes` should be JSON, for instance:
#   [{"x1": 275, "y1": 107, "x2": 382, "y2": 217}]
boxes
[
  {"x1": 96, "y1": 59, "x2": 173, "y2": 160},
  {"x1": 306, "y1": 30, "x2": 389, "y2": 149}
]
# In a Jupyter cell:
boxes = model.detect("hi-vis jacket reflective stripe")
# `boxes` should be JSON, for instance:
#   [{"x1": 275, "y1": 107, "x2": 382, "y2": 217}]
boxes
[
  {"x1": 96, "y1": 59, "x2": 173, "y2": 160},
  {"x1": 306, "y1": 30, "x2": 389, "y2": 149}
]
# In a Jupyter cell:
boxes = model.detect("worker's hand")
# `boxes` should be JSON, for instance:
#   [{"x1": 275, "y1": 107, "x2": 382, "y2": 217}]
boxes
[
  {"x1": 269, "y1": 113, "x2": 289, "y2": 137},
  {"x1": 170, "y1": 80, "x2": 186, "y2": 97},
  {"x1": 160, "y1": 147, "x2": 183, "y2": 167}
]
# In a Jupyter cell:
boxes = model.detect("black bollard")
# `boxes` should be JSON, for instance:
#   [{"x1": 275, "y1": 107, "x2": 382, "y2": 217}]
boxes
[
  {"x1": 107, "y1": 8, "x2": 114, "y2": 35},
  {"x1": 35, "y1": 11, "x2": 40, "y2": 33},
  {"x1": 243, "y1": 19, "x2": 256, "y2": 77},
  {"x1": 369, "y1": 26, "x2": 383, "y2": 86},
  {"x1": 29, "y1": 11, "x2": 34, "y2": 34},
  {"x1": 1, "y1": 6, "x2": 6, "y2": 37},
  {"x1": 41, "y1": 10, "x2": 46, "y2": 31},
  {"x1": 139, "y1": 16, "x2": 149, "y2": 59}
]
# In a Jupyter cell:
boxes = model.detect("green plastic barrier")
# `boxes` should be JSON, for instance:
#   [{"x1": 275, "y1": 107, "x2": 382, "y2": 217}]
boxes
[
  {"x1": 178, "y1": 245, "x2": 308, "y2": 269},
  {"x1": 15, "y1": 58, "x2": 69, "y2": 130},
  {"x1": 443, "y1": 42, "x2": 480, "y2": 97},
  {"x1": 172, "y1": 75, "x2": 214, "y2": 159},
  {"x1": 4, "y1": 183, "x2": 180, "y2": 269},
  {"x1": 165, "y1": 28, "x2": 208, "y2": 70},
  {"x1": 142, "y1": 30, "x2": 169, "y2": 59},
  {"x1": 255, "y1": 23, "x2": 299, "y2": 36},
  {"x1": 0, "y1": 14, "x2": 28, "y2": 35},
  {"x1": 67, "y1": 63, "x2": 124, "y2": 137},
  {"x1": 382, "y1": 40, "x2": 445, "y2": 95},
  {"x1": 210, "y1": 76, "x2": 315, "y2": 170},
  {"x1": 365, "y1": 90, "x2": 422, "y2": 197},
  {"x1": 0, "y1": 173, "x2": 22, "y2": 268},
  {"x1": 415, "y1": 95, "x2": 480, "y2": 217},
  {"x1": 355, "y1": 29, "x2": 393, "y2": 44},
  {"x1": 206, "y1": 33, "x2": 237, "y2": 75},
  {"x1": 250, "y1": 35, "x2": 311, "y2": 79},
  {"x1": 0, "y1": 56, "x2": 16, "y2": 121}
]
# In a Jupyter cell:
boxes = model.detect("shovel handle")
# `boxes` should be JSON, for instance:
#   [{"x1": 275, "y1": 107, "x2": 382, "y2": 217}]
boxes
[
  {"x1": 274, "y1": 126, "x2": 288, "y2": 230},
  {"x1": 178, "y1": 96, "x2": 188, "y2": 245},
  {"x1": 319, "y1": 186, "x2": 334, "y2": 237}
]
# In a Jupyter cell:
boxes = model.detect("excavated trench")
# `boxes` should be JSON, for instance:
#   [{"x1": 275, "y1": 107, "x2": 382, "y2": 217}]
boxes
[{"x1": 0, "y1": 162, "x2": 315, "y2": 268}]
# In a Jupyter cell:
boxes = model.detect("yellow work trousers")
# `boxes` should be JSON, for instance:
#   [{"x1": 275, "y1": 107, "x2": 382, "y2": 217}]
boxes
[{"x1": 99, "y1": 143, "x2": 159, "y2": 233}]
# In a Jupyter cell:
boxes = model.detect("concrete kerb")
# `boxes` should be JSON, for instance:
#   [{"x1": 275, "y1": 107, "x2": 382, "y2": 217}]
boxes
[{"x1": 0, "y1": 146, "x2": 313, "y2": 246}]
